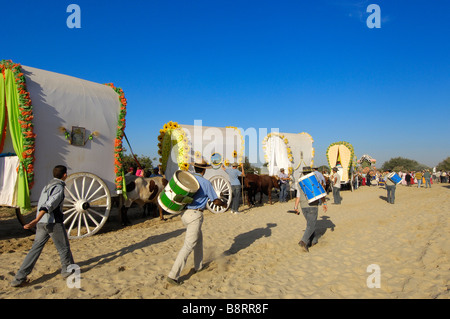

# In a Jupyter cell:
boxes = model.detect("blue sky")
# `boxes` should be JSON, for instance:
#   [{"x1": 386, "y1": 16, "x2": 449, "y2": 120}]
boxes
[{"x1": 2, "y1": 0, "x2": 449, "y2": 167}]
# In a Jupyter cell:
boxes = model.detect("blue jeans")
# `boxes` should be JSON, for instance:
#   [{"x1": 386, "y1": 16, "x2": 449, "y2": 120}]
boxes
[
  {"x1": 14, "y1": 223, "x2": 74, "y2": 281},
  {"x1": 425, "y1": 178, "x2": 431, "y2": 188},
  {"x1": 332, "y1": 187, "x2": 341, "y2": 204},
  {"x1": 386, "y1": 185, "x2": 396, "y2": 204},
  {"x1": 231, "y1": 185, "x2": 241, "y2": 212},
  {"x1": 301, "y1": 206, "x2": 319, "y2": 245},
  {"x1": 279, "y1": 183, "x2": 288, "y2": 202},
  {"x1": 417, "y1": 179, "x2": 422, "y2": 188}
]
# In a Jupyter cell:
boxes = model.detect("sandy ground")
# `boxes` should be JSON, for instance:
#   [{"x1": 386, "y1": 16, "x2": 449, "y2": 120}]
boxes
[{"x1": 0, "y1": 183, "x2": 448, "y2": 299}]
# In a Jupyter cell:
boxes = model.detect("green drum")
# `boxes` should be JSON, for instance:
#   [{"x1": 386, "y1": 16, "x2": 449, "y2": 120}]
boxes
[{"x1": 158, "y1": 170, "x2": 200, "y2": 214}]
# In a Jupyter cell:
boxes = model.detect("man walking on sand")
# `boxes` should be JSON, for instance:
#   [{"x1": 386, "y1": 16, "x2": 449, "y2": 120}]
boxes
[
  {"x1": 167, "y1": 159, "x2": 226, "y2": 285},
  {"x1": 384, "y1": 170, "x2": 397, "y2": 204},
  {"x1": 294, "y1": 169, "x2": 328, "y2": 252},
  {"x1": 11, "y1": 165, "x2": 75, "y2": 287}
]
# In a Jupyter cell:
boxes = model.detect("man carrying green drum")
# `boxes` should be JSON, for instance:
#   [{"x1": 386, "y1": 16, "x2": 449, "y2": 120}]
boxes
[{"x1": 167, "y1": 159, "x2": 227, "y2": 285}]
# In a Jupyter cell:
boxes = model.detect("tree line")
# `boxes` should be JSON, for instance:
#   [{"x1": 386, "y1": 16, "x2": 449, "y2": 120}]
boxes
[{"x1": 380, "y1": 156, "x2": 450, "y2": 172}]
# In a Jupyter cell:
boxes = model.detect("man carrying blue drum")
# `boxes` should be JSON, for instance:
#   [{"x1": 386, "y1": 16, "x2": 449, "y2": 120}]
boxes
[
  {"x1": 383, "y1": 170, "x2": 397, "y2": 204},
  {"x1": 293, "y1": 168, "x2": 328, "y2": 252}
]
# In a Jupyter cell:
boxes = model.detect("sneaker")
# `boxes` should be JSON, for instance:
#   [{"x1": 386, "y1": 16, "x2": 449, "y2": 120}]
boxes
[
  {"x1": 10, "y1": 278, "x2": 26, "y2": 287},
  {"x1": 194, "y1": 263, "x2": 209, "y2": 273},
  {"x1": 298, "y1": 241, "x2": 309, "y2": 253},
  {"x1": 166, "y1": 277, "x2": 181, "y2": 286}
]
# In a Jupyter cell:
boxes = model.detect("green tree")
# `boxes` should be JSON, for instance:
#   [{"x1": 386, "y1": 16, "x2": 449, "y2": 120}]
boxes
[
  {"x1": 436, "y1": 157, "x2": 450, "y2": 171},
  {"x1": 381, "y1": 157, "x2": 429, "y2": 172},
  {"x1": 122, "y1": 151, "x2": 155, "y2": 176},
  {"x1": 243, "y1": 156, "x2": 260, "y2": 174},
  {"x1": 317, "y1": 165, "x2": 330, "y2": 173}
]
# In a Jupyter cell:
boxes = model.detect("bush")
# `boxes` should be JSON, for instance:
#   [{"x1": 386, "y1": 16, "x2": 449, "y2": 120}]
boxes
[
  {"x1": 381, "y1": 157, "x2": 429, "y2": 172},
  {"x1": 436, "y1": 157, "x2": 450, "y2": 171}
]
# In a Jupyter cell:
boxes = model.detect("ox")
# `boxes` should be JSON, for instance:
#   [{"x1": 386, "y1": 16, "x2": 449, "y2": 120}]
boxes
[
  {"x1": 120, "y1": 175, "x2": 168, "y2": 225},
  {"x1": 244, "y1": 174, "x2": 280, "y2": 206}
]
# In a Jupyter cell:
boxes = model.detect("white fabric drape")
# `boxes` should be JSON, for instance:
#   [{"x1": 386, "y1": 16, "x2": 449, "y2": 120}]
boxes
[
  {"x1": 0, "y1": 156, "x2": 19, "y2": 206},
  {"x1": 267, "y1": 136, "x2": 290, "y2": 176}
]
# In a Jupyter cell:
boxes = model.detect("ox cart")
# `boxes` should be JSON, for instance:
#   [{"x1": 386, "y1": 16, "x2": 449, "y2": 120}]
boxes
[
  {"x1": 157, "y1": 122, "x2": 245, "y2": 213},
  {"x1": 326, "y1": 141, "x2": 356, "y2": 191},
  {"x1": 0, "y1": 60, "x2": 127, "y2": 239}
]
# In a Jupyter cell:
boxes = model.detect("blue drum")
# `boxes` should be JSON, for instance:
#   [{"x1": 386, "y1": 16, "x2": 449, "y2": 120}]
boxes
[
  {"x1": 298, "y1": 172, "x2": 326, "y2": 203},
  {"x1": 387, "y1": 172, "x2": 402, "y2": 185}
]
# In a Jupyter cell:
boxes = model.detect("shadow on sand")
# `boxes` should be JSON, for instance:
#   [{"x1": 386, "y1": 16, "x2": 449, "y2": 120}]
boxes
[
  {"x1": 23, "y1": 227, "x2": 185, "y2": 286},
  {"x1": 222, "y1": 223, "x2": 277, "y2": 256}
]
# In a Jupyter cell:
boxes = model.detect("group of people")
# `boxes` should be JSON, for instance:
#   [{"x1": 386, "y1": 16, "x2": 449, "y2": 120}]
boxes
[
  {"x1": 398, "y1": 170, "x2": 450, "y2": 188},
  {"x1": 350, "y1": 169, "x2": 450, "y2": 189},
  {"x1": 11, "y1": 161, "x2": 228, "y2": 287},
  {"x1": 10, "y1": 161, "x2": 449, "y2": 288},
  {"x1": 126, "y1": 165, "x2": 164, "y2": 178}
]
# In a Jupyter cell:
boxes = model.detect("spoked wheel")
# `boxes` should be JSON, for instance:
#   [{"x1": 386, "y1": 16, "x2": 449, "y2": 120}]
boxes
[
  {"x1": 206, "y1": 175, "x2": 232, "y2": 213},
  {"x1": 63, "y1": 172, "x2": 111, "y2": 239},
  {"x1": 350, "y1": 172, "x2": 354, "y2": 192}
]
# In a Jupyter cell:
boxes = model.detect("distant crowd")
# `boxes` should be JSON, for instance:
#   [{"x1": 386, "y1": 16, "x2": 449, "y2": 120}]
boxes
[{"x1": 349, "y1": 169, "x2": 449, "y2": 189}]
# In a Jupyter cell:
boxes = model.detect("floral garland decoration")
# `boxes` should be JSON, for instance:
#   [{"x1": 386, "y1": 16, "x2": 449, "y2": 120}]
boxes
[
  {"x1": 0, "y1": 60, "x2": 36, "y2": 188},
  {"x1": 293, "y1": 132, "x2": 315, "y2": 170},
  {"x1": 326, "y1": 141, "x2": 355, "y2": 169},
  {"x1": 104, "y1": 83, "x2": 127, "y2": 192},
  {"x1": 262, "y1": 132, "x2": 294, "y2": 164},
  {"x1": 226, "y1": 126, "x2": 244, "y2": 164},
  {"x1": 194, "y1": 151, "x2": 202, "y2": 160},
  {"x1": 158, "y1": 121, "x2": 190, "y2": 172}
]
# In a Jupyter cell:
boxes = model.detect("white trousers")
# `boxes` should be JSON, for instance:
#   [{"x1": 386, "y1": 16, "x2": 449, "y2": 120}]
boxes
[{"x1": 168, "y1": 209, "x2": 203, "y2": 280}]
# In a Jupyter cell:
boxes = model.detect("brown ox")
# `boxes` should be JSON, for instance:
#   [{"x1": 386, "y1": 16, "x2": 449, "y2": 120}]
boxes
[
  {"x1": 120, "y1": 175, "x2": 168, "y2": 225},
  {"x1": 243, "y1": 174, "x2": 261, "y2": 207},
  {"x1": 244, "y1": 174, "x2": 280, "y2": 206},
  {"x1": 259, "y1": 175, "x2": 280, "y2": 205}
]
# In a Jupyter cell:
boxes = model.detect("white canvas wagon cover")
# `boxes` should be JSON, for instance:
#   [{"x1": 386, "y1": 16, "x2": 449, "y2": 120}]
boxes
[
  {"x1": 262, "y1": 131, "x2": 315, "y2": 183},
  {"x1": 158, "y1": 122, "x2": 245, "y2": 181},
  {"x1": 0, "y1": 62, "x2": 126, "y2": 207}
]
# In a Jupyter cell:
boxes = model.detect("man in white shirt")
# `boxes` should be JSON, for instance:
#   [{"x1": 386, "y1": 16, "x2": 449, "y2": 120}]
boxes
[{"x1": 331, "y1": 167, "x2": 341, "y2": 204}]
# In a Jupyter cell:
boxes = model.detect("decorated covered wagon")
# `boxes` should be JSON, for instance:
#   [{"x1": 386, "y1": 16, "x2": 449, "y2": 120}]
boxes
[
  {"x1": 357, "y1": 154, "x2": 376, "y2": 166},
  {"x1": 157, "y1": 121, "x2": 245, "y2": 213},
  {"x1": 326, "y1": 141, "x2": 355, "y2": 190},
  {"x1": 262, "y1": 131, "x2": 315, "y2": 184},
  {"x1": 0, "y1": 60, "x2": 127, "y2": 239}
]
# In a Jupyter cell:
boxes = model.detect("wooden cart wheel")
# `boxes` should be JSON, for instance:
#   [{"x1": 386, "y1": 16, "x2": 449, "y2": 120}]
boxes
[
  {"x1": 63, "y1": 172, "x2": 111, "y2": 239},
  {"x1": 206, "y1": 175, "x2": 232, "y2": 214},
  {"x1": 350, "y1": 172, "x2": 354, "y2": 192}
]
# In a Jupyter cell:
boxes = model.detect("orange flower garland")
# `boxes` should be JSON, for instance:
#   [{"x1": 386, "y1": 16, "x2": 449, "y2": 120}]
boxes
[
  {"x1": 104, "y1": 83, "x2": 127, "y2": 192},
  {"x1": 0, "y1": 60, "x2": 36, "y2": 189}
]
